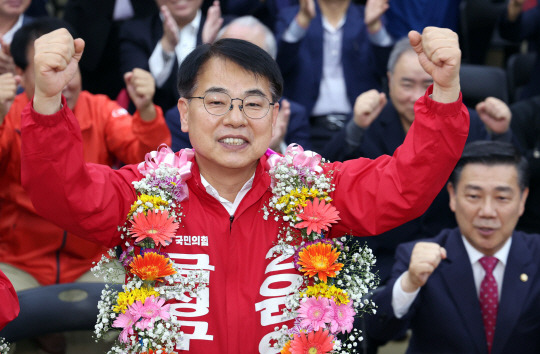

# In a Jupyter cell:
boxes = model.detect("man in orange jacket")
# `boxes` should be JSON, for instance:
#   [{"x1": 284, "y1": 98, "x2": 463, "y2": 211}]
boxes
[{"x1": 0, "y1": 18, "x2": 171, "y2": 290}]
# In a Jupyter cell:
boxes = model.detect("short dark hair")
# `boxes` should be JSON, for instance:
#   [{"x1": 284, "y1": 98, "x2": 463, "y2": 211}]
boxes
[
  {"x1": 449, "y1": 141, "x2": 529, "y2": 191},
  {"x1": 177, "y1": 38, "x2": 283, "y2": 103},
  {"x1": 11, "y1": 17, "x2": 77, "y2": 71}
]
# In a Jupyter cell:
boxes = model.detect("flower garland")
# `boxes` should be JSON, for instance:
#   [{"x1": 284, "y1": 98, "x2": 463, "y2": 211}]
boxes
[
  {"x1": 0, "y1": 337, "x2": 11, "y2": 353},
  {"x1": 92, "y1": 145, "x2": 209, "y2": 354},
  {"x1": 264, "y1": 145, "x2": 379, "y2": 354},
  {"x1": 91, "y1": 143, "x2": 378, "y2": 354}
]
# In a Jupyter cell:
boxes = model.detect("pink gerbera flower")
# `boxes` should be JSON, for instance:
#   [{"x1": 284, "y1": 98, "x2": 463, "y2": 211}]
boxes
[
  {"x1": 296, "y1": 297, "x2": 332, "y2": 331},
  {"x1": 289, "y1": 328, "x2": 334, "y2": 354},
  {"x1": 295, "y1": 198, "x2": 340, "y2": 235},
  {"x1": 129, "y1": 295, "x2": 171, "y2": 329},
  {"x1": 129, "y1": 209, "x2": 179, "y2": 246},
  {"x1": 328, "y1": 299, "x2": 355, "y2": 334},
  {"x1": 112, "y1": 310, "x2": 140, "y2": 343}
]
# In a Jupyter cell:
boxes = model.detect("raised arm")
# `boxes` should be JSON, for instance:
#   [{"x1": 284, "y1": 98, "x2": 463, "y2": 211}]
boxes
[
  {"x1": 328, "y1": 27, "x2": 469, "y2": 236},
  {"x1": 22, "y1": 29, "x2": 140, "y2": 248}
]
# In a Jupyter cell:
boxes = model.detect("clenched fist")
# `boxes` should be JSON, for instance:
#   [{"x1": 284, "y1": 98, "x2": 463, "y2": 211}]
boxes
[{"x1": 33, "y1": 28, "x2": 85, "y2": 115}]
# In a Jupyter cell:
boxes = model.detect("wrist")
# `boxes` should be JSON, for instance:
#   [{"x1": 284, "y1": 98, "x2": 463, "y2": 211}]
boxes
[
  {"x1": 432, "y1": 82, "x2": 460, "y2": 104},
  {"x1": 160, "y1": 38, "x2": 175, "y2": 54},
  {"x1": 366, "y1": 20, "x2": 382, "y2": 34},
  {"x1": 138, "y1": 103, "x2": 156, "y2": 121},
  {"x1": 296, "y1": 13, "x2": 312, "y2": 29},
  {"x1": 33, "y1": 92, "x2": 63, "y2": 115},
  {"x1": 401, "y1": 271, "x2": 420, "y2": 293}
]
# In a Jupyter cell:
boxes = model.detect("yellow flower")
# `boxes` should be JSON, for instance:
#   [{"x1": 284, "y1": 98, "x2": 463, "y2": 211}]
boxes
[
  {"x1": 300, "y1": 283, "x2": 350, "y2": 305},
  {"x1": 113, "y1": 287, "x2": 160, "y2": 313},
  {"x1": 128, "y1": 194, "x2": 169, "y2": 217}
]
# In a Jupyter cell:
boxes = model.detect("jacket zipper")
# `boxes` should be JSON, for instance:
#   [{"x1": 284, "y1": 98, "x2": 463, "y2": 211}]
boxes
[{"x1": 229, "y1": 215, "x2": 234, "y2": 231}]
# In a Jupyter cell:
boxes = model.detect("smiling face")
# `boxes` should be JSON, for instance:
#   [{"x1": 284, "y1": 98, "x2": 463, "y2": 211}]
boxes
[
  {"x1": 448, "y1": 163, "x2": 528, "y2": 256},
  {"x1": 178, "y1": 57, "x2": 278, "y2": 178},
  {"x1": 388, "y1": 51, "x2": 433, "y2": 133}
]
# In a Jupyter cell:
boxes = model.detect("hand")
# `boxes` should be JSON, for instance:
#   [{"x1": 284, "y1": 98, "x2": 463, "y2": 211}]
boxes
[
  {"x1": 202, "y1": 1, "x2": 223, "y2": 44},
  {"x1": 353, "y1": 89, "x2": 387, "y2": 128},
  {"x1": 124, "y1": 68, "x2": 156, "y2": 121},
  {"x1": 409, "y1": 27, "x2": 461, "y2": 103},
  {"x1": 270, "y1": 99, "x2": 290, "y2": 152},
  {"x1": 0, "y1": 37, "x2": 16, "y2": 75},
  {"x1": 160, "y1": 5, "x2": 180, "y2": 53},
  {"x1": 33, "y1": 28, "x2": 85, "y2": 115},
  {"x1": 364, "y1": 0, "x2": 389, "y2": 33},
  {"x1": 508, "y1": 0, "x2": 526, "y2": 21},
  {"x1": 401, "y1": 242, "x2": 446, "y2": 293},
  {"x1": 0, "y1": 72, "x2": 20, "y2": 123},
  {"x1": 296, "y1": 0, "x2": 316, "y2": 29},
  {"x1": 475, "y1": 97, "x2": 511, "y2": 135}
]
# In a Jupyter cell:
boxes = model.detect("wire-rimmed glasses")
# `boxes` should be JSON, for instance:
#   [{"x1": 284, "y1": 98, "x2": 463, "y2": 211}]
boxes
[{"x1": 187, "y1": 91, "x2": 275, "y2": 119}]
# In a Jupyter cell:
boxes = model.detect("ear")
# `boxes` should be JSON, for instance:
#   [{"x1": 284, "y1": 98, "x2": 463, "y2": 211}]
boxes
[
  {"x1": 178, "y1": 98, "x2": 189, "y2": 133},
  {"x1": 447, "y1": 182, "x2": 457, "y2": 213},
  {"x1": 386, "y1": 71, "x2": 392, "y2": 86},
  {"x1": 519, "y1": 187, "x2": 529, "y2": 217}
]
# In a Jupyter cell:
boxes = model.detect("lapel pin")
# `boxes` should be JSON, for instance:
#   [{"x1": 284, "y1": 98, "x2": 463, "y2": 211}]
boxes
[{"x1": 520, "y1": 273, "x2": 528, "y2": 282}]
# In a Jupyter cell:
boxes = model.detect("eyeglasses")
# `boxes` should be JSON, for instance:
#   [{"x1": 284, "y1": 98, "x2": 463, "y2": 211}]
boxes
[{"x1": 187, "y1": 92, "x2": 275, "y2": 119}]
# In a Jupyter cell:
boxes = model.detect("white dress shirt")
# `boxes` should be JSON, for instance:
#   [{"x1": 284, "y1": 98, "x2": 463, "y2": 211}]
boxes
[
  {"x1": 1, "y1": 15, "x2": 24, "y2": 46},
  {"x1": 149, "y1": 10, "x2": 201, "y2": 88},
  {"x1": 200, "y1": 173, "x2": 254, "y2": 216},
  {"x1": 282, "y1": 14, "x2": 392, "y2": 116},
  {"x1": 392, "y1": 235, "x2": 512, "y2": 318},
  {"x1": 113, "y1": 0, "x2": 135, "y2": 21}
]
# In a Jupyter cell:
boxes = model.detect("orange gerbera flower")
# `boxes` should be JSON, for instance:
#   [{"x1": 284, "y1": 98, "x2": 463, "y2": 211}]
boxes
[
  {"x1": 281, "y1": 340, "x2": 292, "y2": 354},
  {"x1": 130, "y1": 209, "x2": 179, "y2": 247},
  {"x1": 298, "y1": 243, "x2": 344, "y2": 283},
  {"x1": 130, "y1": 252, "x2": 176, "y2": 282},
  {"x1": 289, "y1": 328, "x2": 334, "y2": 354},
  {"x1": 294, "y1": 198, "x2": 340, "y2": 235}
]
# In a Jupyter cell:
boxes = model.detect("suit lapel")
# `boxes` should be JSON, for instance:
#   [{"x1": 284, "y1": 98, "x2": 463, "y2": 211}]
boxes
[
  {"x1": 492, "y1": 235, "x2": 536, "y2": 354},
  {"x1": 440, "y1": 231, "x2": 487, "y2": 354},
  {"x1": 309, "y1": 8, "x2": 324, "y2": 88}
]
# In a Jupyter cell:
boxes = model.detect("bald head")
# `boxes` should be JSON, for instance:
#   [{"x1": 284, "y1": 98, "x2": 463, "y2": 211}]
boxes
[{"x1": 217, "y1": 16, "x2": 277, "y2": 59}]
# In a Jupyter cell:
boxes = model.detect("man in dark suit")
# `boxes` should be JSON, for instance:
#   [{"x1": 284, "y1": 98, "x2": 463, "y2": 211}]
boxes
[
  {"x1": 322, "y1": 37, "x2": 516, "y2": 286},
  {"x1": 274, "y1": 0, "x2": 393, "y2": 152},
  {"x1": 119, "y1": 0, "x2": 227, "y2": 113},
  {"x1": 367, "y1": 140, "x2": 540, "y2": 354}
]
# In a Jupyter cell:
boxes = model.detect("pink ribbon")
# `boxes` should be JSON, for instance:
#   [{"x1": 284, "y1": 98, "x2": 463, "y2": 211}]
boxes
[
  {"x1": 265, "y1": 144, "x2": 323, "y2": 174},
  {"x1": 138, "y1": 144, "x2": 194, "y2": 181}
]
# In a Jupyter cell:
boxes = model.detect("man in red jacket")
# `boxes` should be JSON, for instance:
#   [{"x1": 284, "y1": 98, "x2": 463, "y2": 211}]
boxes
[
  {"x1": 21, "y1": 25, "x2": 468, "y2": 352},
  {"x1": 0, "y1": 18, "x2": 171, "y2": 291}
]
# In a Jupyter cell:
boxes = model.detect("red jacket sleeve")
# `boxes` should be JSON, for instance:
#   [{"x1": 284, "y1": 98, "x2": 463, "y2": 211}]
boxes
[
  {"x1": 21, "y1": 97, "x2": 140, "y2": 248},
  {"x1": 0, "y1": 270, "x2": 19, "y2": 331},
  {"x1": 327, "y1": 86, "x2": 470, "y2": 237}
]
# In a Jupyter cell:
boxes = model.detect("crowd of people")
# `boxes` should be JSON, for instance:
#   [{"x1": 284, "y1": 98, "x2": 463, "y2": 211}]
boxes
[{"x1": 0, "y1": 0, "x2": 539, "y2": 353}]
